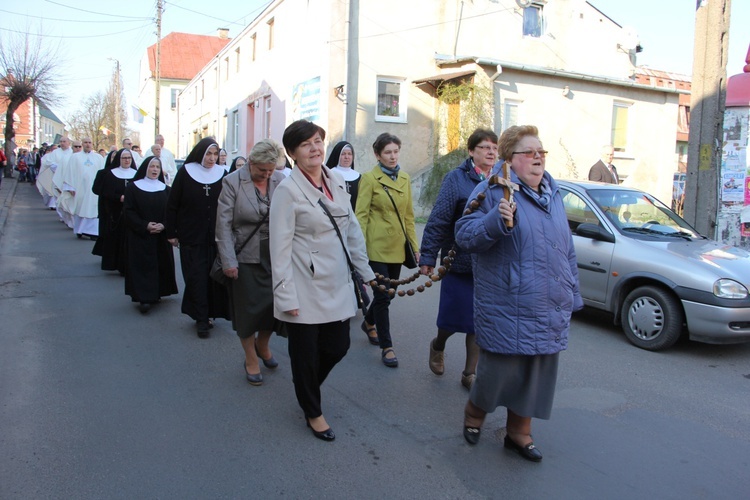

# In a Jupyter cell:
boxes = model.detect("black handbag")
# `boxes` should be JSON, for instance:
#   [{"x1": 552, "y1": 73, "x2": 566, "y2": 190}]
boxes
[
  {"x1": 211, "y1": 210, "x2": 269, "y2": 287},
  {"x1": 318, "y1": 199, "x2": 370, "y2": 314},
  {"x1": 380, "y1": 184, "x2": 418, "y2": 269}
]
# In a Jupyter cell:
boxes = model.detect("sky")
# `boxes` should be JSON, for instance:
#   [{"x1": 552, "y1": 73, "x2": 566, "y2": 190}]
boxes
[{"x1": 1, "y1": 0, "x2": 748, "y2": 125}]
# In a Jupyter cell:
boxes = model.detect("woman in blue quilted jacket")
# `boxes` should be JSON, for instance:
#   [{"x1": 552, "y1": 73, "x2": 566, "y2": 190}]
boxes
[
  {"x1": 419, "y1": 128, "x2": 498, "y2": 390},
  {"x1": 455, "y1": 125, "x2": 583, "y2": 462}
]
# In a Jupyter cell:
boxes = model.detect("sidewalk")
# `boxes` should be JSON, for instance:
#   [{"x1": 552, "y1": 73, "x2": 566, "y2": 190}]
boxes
[{"x1": 0, "y1": 174, "x2": 19, "y2": 238}]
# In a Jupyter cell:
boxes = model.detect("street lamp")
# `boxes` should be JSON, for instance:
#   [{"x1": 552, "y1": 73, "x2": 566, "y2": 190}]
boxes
[{"x1": 108, "y1": 58, "x2": 122, "y2": 145}]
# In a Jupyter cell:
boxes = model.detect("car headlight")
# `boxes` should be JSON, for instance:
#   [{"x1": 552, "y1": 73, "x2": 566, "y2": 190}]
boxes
[{"x1": 713, "y1": 279, "x2": 749, "y2": 299}]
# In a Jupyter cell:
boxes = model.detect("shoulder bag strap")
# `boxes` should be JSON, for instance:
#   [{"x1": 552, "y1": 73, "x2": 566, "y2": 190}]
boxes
[
  {"x1": 379, "y1": 183, "x2": 410, "y2": 242},
  {"x1": 317, "y1": 199, "x2": 355, "y2": 272},
  {"x1": 234, "y1": 210, "x2": 269, "y2": 256}
]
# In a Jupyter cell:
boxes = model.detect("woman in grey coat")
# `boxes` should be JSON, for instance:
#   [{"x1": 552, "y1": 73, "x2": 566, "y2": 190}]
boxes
[
  {"x1": 216, "y1": 139, "x2": 286, "y2": 386},
  {"x1": 455, "y1": 125, "x2": 583, "y2": 462}
]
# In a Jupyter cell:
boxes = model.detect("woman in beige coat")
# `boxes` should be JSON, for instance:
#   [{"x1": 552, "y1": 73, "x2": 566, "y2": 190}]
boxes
[
  {"x1": 270, "y1": 120, "x2": 375, "y2": 442},
  {"x1": 216, "y1": 139, "x2": 286, "y2": 386}
]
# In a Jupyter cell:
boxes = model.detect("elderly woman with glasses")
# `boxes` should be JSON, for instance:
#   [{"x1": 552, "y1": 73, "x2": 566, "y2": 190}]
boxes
[
  {"x1": 419, "y1": 128, "x2": 498, "y2": 391},
  {"x1": 455, "y1": 125, "x2": 583, "y2": 462}
]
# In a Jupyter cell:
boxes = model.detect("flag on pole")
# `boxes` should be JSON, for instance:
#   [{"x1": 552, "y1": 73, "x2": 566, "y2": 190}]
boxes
[
  {"x1": 131, "y1": 106, "x2": 146, "y2": 124},
  {"x1": 99, "y1": 126, "x2": 111, "y2": 136}
]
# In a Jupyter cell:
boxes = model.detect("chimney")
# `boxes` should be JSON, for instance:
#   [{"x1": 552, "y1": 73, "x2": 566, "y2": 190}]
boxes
[{"x1": 217, "y1": 28, "x2": 229, "y2": 39}]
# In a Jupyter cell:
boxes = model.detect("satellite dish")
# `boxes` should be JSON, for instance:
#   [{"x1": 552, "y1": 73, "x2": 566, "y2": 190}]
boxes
[{"x1": 516, "y1": 0, "x2": 532, "y2": 8}]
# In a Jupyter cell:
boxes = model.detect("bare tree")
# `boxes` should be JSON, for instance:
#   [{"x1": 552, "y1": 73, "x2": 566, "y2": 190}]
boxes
[
  {"x1": 67, "y1": 91, "x2": 110, "y2": 150},
  {"x1": 0, "y1": 29, "x2": 60, "y2": 177}
]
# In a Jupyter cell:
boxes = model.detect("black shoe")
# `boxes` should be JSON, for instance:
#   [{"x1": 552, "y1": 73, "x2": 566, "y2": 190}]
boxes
[
  {"x1": 255, "y1": 345, "x2": 278, "y2": 369},
  {"x1": 381, "y1": 348, "x2": 398, "y2": 368},
  {"x1": 244, "y1": 361, "x2": 263, "y2": 386},
  {"x1": 306, "y1": 420, "x2": 335, "y2": 441},
  {"x1": 504, "y1": 435, "x2": 543, "y2": 462},
  {"x1": 196, "y1": 321, "x2": 210, "y2": 338},
  {"x1": 139, "y1": 303, "x2": 151, "y2": 314},
  {"x1": 463, "y1": 426, "x2": 481, "y2": 445}
]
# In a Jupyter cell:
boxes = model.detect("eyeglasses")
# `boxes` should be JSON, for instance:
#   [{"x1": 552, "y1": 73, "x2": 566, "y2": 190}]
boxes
[
  {"x1": 474, "y1": 145, "x2": 498, "y2": 152},
  {"x1": 512, "y1": 149, "x2": 548, "y2": 158},
  {"x1": 73, "y1": 146, "x2": 82, "y2": 149}
]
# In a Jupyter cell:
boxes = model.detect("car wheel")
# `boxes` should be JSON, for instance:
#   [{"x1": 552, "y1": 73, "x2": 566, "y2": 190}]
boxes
[{"x1": 621, "y1": 286, "x2": 684, "y2": 351}]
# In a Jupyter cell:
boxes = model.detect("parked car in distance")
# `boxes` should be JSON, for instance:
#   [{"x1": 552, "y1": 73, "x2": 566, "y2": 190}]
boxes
[
  {"x1": 175, "y1": 158, "x2": 185, "y2": 170},
  {"x1": 560, "y1": 179, "x2": 750, "y2": 351}
]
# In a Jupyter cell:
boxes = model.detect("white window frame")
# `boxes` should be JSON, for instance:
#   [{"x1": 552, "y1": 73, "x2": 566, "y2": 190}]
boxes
[
  {"x1": 611, "y1": 100, "x2": 633, "y2": 154},
  {"x1": 231, "y1": 110, "x2": 240, "y2": 152},
  {"x1": 522, "y1": 3, "x2": 544, "y2": 38},
  {"x1": 502, "y1": 99, "x2": 521, "y2": 131},
  {"x1": 263, "y1": 96, "x2": 272, "y2": 139},
  {"x1": 375, "y1": 76, "x2": 408, "y2": 123}
]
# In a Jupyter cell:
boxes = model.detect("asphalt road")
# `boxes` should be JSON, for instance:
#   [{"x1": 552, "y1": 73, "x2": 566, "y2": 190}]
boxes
[{"x1": 1, "y1": 178, "x2": 749, "y2": 499}]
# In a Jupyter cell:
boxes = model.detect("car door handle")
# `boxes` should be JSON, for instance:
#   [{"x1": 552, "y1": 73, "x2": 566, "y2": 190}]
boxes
[{"x1": 578, "y1": 263, "x2": 607, "y2": 273}]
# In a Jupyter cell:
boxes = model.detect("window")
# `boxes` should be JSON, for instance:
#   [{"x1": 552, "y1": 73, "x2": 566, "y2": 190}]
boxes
[
  {"x1": 170, "y1": 88, "x2": 178, "y2": 110},
  {"x1": 611, "y1": 101, "x2": 631, "y2": 153},
  {"x1": 251, "y1": 34, "x2": 256, "y2": 61},
  {"x1": 375, "y1": 77, "x2": 407, "y2": 122},
  {"x1": 224, "y1": 57, "x2": 229, "y2": 80},
  {"x1": 561, "y1": 189, "x2": 601, "y2": 232},
  {"x1": 231, "y1": 110, "x2": 239, "y2": 151},
  {"x1": 235, "y1": 48, "x2": 241, "y2": 72},
  {"x1": 503, "y1": 99, "x2": 520, "y2": 130},
  {"x1": 263, "y1": 96, "x2": 272, "y2": 139},
  {"x1": 201, "y1": 79, "x2": 205, "y2": 100},
  {"x1": 523, "y1": 5, "x2": 543, "y2": 37},
  {"x1": 267, "y1": 18, "x2": 274, "y2": 50},
  {"x1": 213, "y1": 67, "x2": 218, "y2": 88}
]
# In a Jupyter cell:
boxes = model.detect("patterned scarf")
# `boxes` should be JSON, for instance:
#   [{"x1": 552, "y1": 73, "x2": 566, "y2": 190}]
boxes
[{"x1": 378, "y1": 161, "x2": 400, "y2": 180}]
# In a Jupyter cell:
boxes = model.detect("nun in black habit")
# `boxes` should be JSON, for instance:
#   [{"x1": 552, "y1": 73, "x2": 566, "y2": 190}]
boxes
[
  {"x1": 325, "y1": 141, "x2": 360, "y2": 210},
  {"x1": 93, "y1": 148, "x2": 136, "y2": 273},
  {"x1": 91, "y1": 149, "x2": 116, "y2": 249},
  {"x1": 123, "y1": 156, "x2": 178, "y2": 313},
  {"x1": 165, "y1": 137, "x2": 230, "y2": 337}
]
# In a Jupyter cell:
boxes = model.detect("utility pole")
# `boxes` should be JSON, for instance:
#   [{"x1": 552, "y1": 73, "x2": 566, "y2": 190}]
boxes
[
  {"x1": 684, "y1": 0, "x2": 731, "y2": 238},
  {"x1": 155, "y1": 0, "x2": 163, "y2": 137},
  {"x1": 109, "y1": 58, "x2": 122, "y2": 146}
]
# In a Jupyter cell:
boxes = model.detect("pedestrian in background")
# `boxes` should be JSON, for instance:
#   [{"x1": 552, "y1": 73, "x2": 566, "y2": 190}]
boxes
[
  {"x1": 355, "y1": 133, "x2": 419, "y2": 367},
  {"x1": 455, "y1": 125, "x2": 583, "y2": 462},
  {"x1": 325, "y1": 141, "x2": 360, "y2": 210},
  {"x1": 419, "y1": 128, "x2": 498, "y2": 390},
  {"x1": 216, "y1": 140, "x2": 284, "y2": 386}
]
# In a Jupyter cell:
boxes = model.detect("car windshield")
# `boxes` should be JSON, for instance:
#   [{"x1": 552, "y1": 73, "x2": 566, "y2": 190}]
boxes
[{"x1": 587, "y1": 188, "x2": 703, "y2": 239}]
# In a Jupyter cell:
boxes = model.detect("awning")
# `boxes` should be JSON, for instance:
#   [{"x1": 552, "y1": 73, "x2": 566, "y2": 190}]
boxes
[{"x1": 412, "y1": 70, "x2": 475, "y2": 87}]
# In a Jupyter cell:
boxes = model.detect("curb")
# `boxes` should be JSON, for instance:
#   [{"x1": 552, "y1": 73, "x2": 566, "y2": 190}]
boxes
[{"x1": 0, "y1": 175, "x2": 20, "y2": 239}]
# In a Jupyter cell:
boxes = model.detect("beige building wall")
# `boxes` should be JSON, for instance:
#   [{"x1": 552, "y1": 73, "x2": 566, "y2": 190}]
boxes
[
  {"x1": 136, "y1": 55, "x2": 184, "y2": 154},
  {"x1": 176, "y1": 0, "x2": 680, "y2": 202}
]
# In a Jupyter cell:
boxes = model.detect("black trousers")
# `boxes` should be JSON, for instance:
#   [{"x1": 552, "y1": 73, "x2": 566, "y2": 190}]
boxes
[
  {"x1": 364, "y1": 261, "x2": 402, "y2": 349},
  {"x1": 287, "y1": 319, "x2": 351, "y2": 419}
]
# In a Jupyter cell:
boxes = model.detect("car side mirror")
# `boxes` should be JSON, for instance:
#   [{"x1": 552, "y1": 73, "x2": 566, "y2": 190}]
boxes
[{"x1": 575, "y1": 222, "x2": 615, "y2": 243}]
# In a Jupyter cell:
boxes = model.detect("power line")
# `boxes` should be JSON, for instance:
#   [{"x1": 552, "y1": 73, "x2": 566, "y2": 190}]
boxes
[
  {"x1": 43, "y1": 0, "x2": 152, "y2": 20},
  {"x1": 0, "y1": 24, "x2": 153, "y2": 39},
  {"x1": 0, "y1": 7, "x2": 147, "y2": 23},
  {"x1": 165, "y1": 1, "x2": 244, "y2": 26}
]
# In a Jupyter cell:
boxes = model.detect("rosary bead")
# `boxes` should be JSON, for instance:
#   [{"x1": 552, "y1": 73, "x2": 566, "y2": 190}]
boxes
[
  {"x1": 469, "y1": 200, "x2": 480, "y2": 209},
  {"x1": 424, "y1": 280, "x2": 432, "y2": 287},
  {"x1": 437, "y1": 266, "x2": 446, "y2": 275},
  {"x1": 477, "y1": 192, "x2": 486, "y2": 201},
  {"x1": 406, "y1": 289, "x2": 415, "y2": 296},
  {"x1": 463, "y1": 208, "x2": 472, "y2": 215},
  {"x1": 378, "y1": 284, "x2": 387, "y2": 292},
  {"x1": 431, "y1": 274, "x2": 440, "y2": 281},
  {"x1": 388, "y1": 289, "x2": 396, "y2": 297},
  {"x1": 416, "y1": 285, "x2": 425, "y2": 293},
  {"x1": 397, "y1": 290, "x2": 406, "y2": 297}
]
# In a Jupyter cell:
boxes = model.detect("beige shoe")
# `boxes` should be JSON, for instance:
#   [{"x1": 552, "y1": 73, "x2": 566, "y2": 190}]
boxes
[
  {"x1": 461, "y1": 372, "x2": 476, "y2": 391},
  {"x1": 429, "y1": 339, "x2": 445, "y2": 375}
]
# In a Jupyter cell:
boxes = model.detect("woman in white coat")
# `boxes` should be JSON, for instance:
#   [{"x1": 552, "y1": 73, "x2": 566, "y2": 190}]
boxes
[{"x1": 270, "y1": 120, "x2": 375, "y2": 442}]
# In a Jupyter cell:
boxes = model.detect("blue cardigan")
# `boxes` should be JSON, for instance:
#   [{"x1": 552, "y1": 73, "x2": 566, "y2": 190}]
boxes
[
  {"x1": 454, "y1": 170, "x2": 583, "y2": 356},
  {"x1": 419, "y1": 158, "x2": 486, "y2": 274}
]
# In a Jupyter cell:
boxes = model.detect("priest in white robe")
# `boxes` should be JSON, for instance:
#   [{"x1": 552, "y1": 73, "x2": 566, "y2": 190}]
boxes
[
  {"x1": 53, "y1": 139, "x2": 81, "y2": 228},
  {"x1": 39, "y1": 137, "x2": 73, "y2": 214},
  {"x1": 155, "y1": 134, "x2": 177, "y2": 186},
  {"x1": 66, "y1": 137, "x2": 105, "y2": 238}
]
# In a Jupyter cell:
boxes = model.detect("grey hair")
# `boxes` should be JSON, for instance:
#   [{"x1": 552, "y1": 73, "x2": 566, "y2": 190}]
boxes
[{"x1": 248, "y1": 138, "x2": 282, "y2": 165}]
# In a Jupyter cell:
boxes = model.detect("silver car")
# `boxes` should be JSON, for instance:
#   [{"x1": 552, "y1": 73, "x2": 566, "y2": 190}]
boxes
[{"x1": 559, "y1": 180, "x2": 750, "y2": 351}]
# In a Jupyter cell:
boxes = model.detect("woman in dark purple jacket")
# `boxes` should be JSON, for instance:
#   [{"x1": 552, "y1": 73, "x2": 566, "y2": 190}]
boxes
[{"x1": 419, "y1": 128, "x2": 498, "y2": 390}]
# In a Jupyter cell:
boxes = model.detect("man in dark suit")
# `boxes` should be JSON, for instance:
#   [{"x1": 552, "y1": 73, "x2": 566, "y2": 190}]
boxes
[{"x1": 588, "y1": 145, "x2": 619, "y2": 184}]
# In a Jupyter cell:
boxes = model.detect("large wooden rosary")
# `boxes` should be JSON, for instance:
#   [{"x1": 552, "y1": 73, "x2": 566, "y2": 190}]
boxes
[{"x1": 368, "y1": 168, "x2": 518, "y2": 298}]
